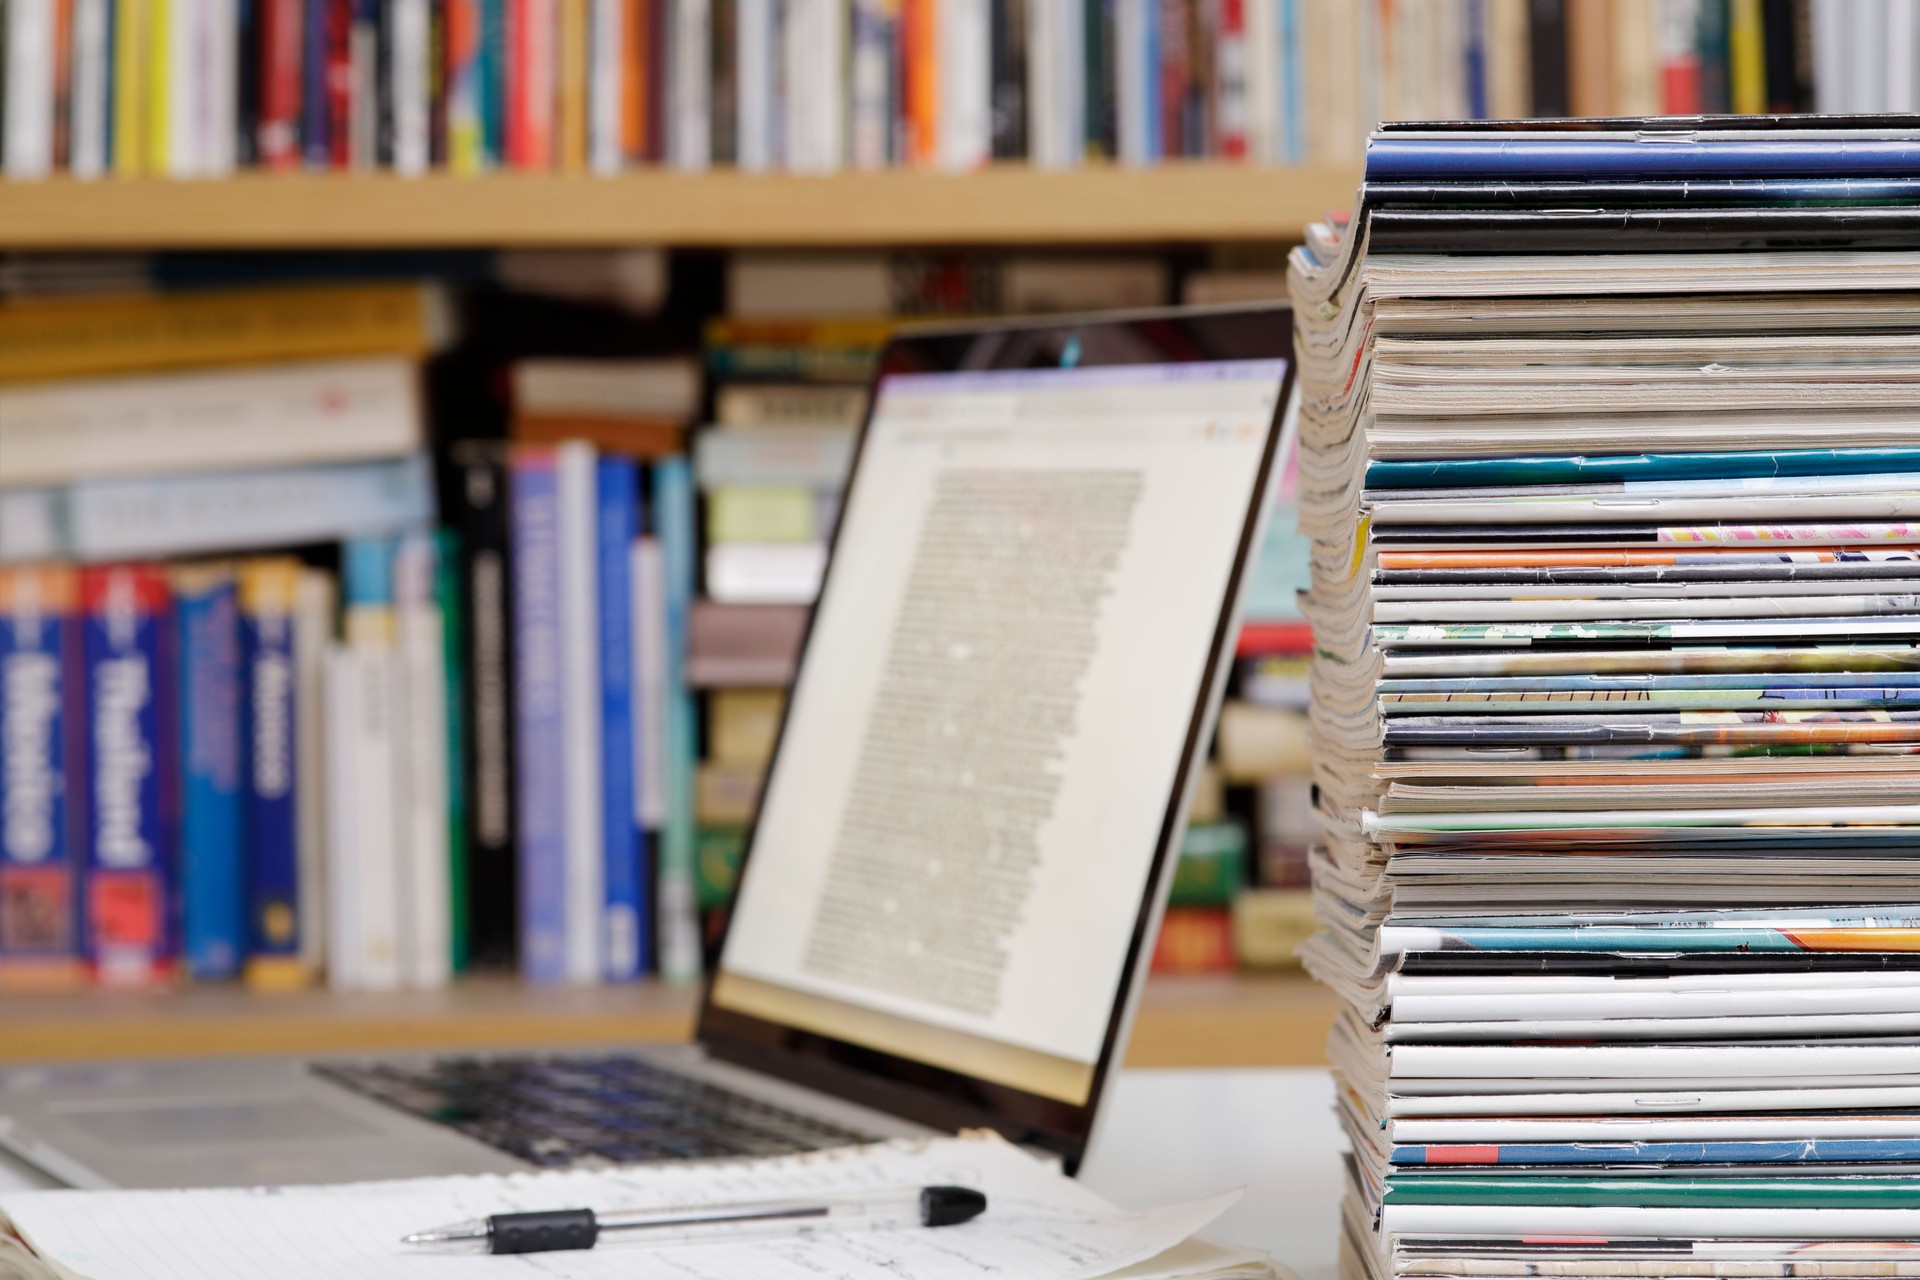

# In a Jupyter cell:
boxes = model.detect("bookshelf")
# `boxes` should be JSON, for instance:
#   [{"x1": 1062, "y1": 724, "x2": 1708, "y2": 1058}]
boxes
[
  {"x1": 0, "y1": 164, "x2": 1361, "y2": 249},
  {"x1": 0, "y1": 974, "x2": 1337, "y2": 1068}
]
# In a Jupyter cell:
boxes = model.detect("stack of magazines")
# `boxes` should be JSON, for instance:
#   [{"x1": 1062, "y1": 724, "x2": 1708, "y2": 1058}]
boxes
[{"x1": 1288, "y1": 116, "x2": 1920, "y2": 1280}]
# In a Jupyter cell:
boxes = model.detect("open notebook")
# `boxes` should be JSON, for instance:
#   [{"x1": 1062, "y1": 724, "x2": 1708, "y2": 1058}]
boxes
[{"x1": 0, "y1": 1133, "x2": 1281, "y2": 1280}]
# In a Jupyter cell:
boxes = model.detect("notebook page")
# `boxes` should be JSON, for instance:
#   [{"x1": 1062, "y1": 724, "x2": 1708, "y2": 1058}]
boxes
[{"x1": 0, "y1": 1135, "x2": 1242, "y2": 1280}]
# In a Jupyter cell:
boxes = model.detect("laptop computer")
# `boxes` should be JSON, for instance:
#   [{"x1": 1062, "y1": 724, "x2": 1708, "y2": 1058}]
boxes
[{"x1": 0, "y1": 305, "x2": 1295, "y2": 1191}]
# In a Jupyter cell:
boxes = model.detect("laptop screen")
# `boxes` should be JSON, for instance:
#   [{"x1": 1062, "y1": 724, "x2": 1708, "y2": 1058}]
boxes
[{"x1": 702, "y1": 311, "x2": 1293, "y2": 1160}]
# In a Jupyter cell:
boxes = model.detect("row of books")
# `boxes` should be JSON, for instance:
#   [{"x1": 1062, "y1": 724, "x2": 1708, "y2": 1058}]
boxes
[{"x1": 7, "y1": 0, "x2": 1909, "y2": 181}]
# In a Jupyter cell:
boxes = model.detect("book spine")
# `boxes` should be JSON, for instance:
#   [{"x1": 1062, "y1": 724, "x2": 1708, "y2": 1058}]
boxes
[
  {"x1": 1658, "y1": 0, "x2": 1702, "y2": 112},
  {"x1": 938, "y1": 0, "x2": 987, "y2": 169},
  {"x1": 850, "y1": 0, "x2": 888, "y2": 167},
  {"x1": 453, "y1": 447, "x2": 517, "y2": 969},
  {"x1": 652, "y1": 456, "x2": 701, "y2": 982},
  {"x1": 147, "y1": 0, "x2": 172, "y2": 171},
  {"x1": 80, "y1": 563, "x2": 175, "y2": 988},
  {"x1": 392, "y1": 0, "x2": 431, "y2": 171},
  {"x1": 259, "y1": 0, "x2": 303, "y2": 165},
  {"x1": 1215, "y1": 0, "x2": 1245, "y2": 158},
  {"x1": 736, "y1": 0, "x2": 770, "y2": 168},
  {"x1": 1727, "y1": 0, "x2": 1764, "y2": 112},
  {"x1": 509, "y1": 448, "x2": 567, "y2": 983},
  {"x1": 351, "y1": 0, "x2": 378, "y2": 166},
  {"x1": 62, "y1": 454, "x2": 437, "y2": 565},
  {"x1": 903, "y1": 0, "x2": 934, "y2": 165},
  {"x1": 476, "y1": 0, "x2": 505, "y2": 161},
  {"x1": 987, "y1": 0, "x2": 1024, "y2": 159},
  {"x1": 0, "y1": 354, "x2": 424, "y2": 488},
  {"x1": 643, "y1": 0, "x2": 665, "y2": 161},
  {"x1": 5, "y1": 0, "x2": 56, "y2": 177},
  {"x1": 70, "y1": 0, "x2": 111, "y2": 176},
  {"x1": 393, "y1": 532, "x2": 450, "y2": 987},
  {"x1": 112, "y1": 0, "x2": 148, "y2": 174},
  {"x1": 631, "y1": 536, "x2": 669, "y2": 831},
  {"x1": 435, "y1": 527, "x2": 469, "y2": 972},
  {"x1": 1695, "y1": 0, "x2": 1730, "y2": 113},
  {"x1": 52, "y1": 0, "x2": 73, "y2": 171},
  {"x1": 301, "y1": 0, "x2": 329, "y2": 163},
  {"x1": 239, "y1": 558, "x2": 306, "y2": 990},
  {"x1": 235, "y1": 0, "x2": 261, "y2": 166},
  {"x1": 555, "y1": 441, "x2": 604, "y2": 985},
  {"x1": 1278, "y1": 0, "x2": 1302, "y2": 158},
  {"x1": 1086, "y1": 0, "x2": 1113, "y2": 160},
  {"x1": 1760, "y1": 0, "x2": 1802, "y2": 111},
  {"x1": 559, "y1": 0, "x2": 587, "y2": 168},
  {"x1": 0, "y1": 566, "x2": 83, "y2": 990},
  {"x1": 1527, "y1": 0, "x2": 1566, "y2": 114},
  {"x1": 669, "y1": 0, "x2": 709, "y2": 169},
  {"x1": 335, "y1": 537, "x2": 402, "y2": 990},
  {"x1": 174, "y1": 564, "x2": 245, "y2": 982},
  {"x1": 326, "y1": 0, "x2": 353, "y2": 167},
  {"x1": 596, "y1": 455, "x2": 642, "y2": 981},
  {"x1": 292, "y1": 568, "x2": 333, "y2": 977},
  {"x1": 586, "y1": 0, "x2": 620, "y2": 169},
  {"x1": 619, "y1": 0, "x2": 645, "y2": 162}
]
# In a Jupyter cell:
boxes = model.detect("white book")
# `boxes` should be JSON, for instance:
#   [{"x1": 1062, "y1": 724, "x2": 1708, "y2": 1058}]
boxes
[
  {"x1": 1809, "y1": 0, "x2": 1847, "y2": 113},
  {"x1": 556, "y1": 442, "x2": 605, "y2": 985},
  {"x1": 0, "y1": 356, "x2": 424, "y2": 488},
  {"x1": 670, "y1": 0, "x2": 712, "y2": 170},
  {"x1": 392, "y1": 0, "x2": 432, "y2": 175},
  {"x1": 392, "y1": 535, "x2": 451, "y2": 989},
  {"x1": 588, "y1": 0, "x2": 624, "y2": 173},
  {"x1": 1115, "y1": 0, "x2": 1146, "y2": 164},
  {"x1": 204, "y1": 0, "x2": 238, "y2": 174},
  {"x1": 815, "y1": 0, "x2": 848, "y2": 172},
  {"x1": 3, "y1": 0, "x2": 54, "y2": 178},
  {"x1": 350, "y1": 9, "x2": 379, "y2": 168},
  {"x1": 293, "y1": 569, "x2": 336, "y2": 978},
  {"x1": 737, "y1": 0, "x2": 775, "y2": 170},
  {"x1": 704, "y1": 542, "x2": 827, "y2": 604},
  {"x1": 69, "y1": 0, "x2": 112, "y2": 178},
  {"x1": 632, "y1": 537, "x2": 670, "y2": 831},
  {"x1": 849, "y1": 0, "x2": 890, "y2": 169},
  {"x1": 781, "y1": 0, "x2": 815, "y2": 170},
  {"x1": 164, "y1": 0, "x2": 198, "y2": 173},
  {"x1": 1887, "y1": 0, "x2": 1920, "y2": 112},
  {"x1": 1847, "y1": 0, "x2": 1888, "y2": 112},
  {"x1": 322, "y1": 647, "x2": 363, "y2": 991},
  {"x1": 1243, "y1": 0, "x2": 1279, "y2": 165},
  {"x1": 938, "y1": 0, "x2": 990, "y2": 170},
  {"x1": 343, "y1": 623, "x2": 405, "y2": 992}
]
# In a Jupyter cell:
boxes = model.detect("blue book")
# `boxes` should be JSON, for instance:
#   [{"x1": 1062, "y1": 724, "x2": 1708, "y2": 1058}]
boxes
[
  {"x1": 0, "y1": 567, "x2": 82, "y2": 986},
  {"x1": 302, "y1": 0, "x2": 330, "y2": 167},
  {"x1": 176, "y1": 565, "x2": 246, "y2": 982},
  {"x1": 652, "y1": 458, "x2": 702, "y2": 983},
  {"x1": 1142, "y1": 2, "x2": 1162, "y2": 163},
  {"x1": 240, "y1": 559, "x2": 305, "y2": 989},
  {"x1": 79, "y1": 565, "x2": 176, "y2": 987},
  {"x1": 1462, "y1": 0, "x2": 1487, "y2": 120},
  {"x1": 509, "y1": 449, "x2": 568, "y2": 985},
  {"x1": 1277, "y1": 0, "x2": 1304, "y2": 163},
  {"x1": 1365, "y1": 136, "x2": 1920, "y2": 184},
  {"x1": 595, "y1": 456, "x2": 644, "y2": 982}
]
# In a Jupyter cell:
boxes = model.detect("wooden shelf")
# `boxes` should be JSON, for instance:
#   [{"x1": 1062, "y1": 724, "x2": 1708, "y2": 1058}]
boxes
[
  {"x1": 0, "y1": 164, "x2": 1360, "y2": 250},
  {"x1": 0, "y1": 972, "x2": 1336, "y2": 1068}
]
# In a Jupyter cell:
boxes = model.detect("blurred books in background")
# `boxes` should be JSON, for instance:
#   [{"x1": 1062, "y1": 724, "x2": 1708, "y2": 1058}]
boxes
[
  {"x1": 3, "y1": 0, "x2": 1906, "y2": 182},
  {"x1": 0, "y1": 246, "x2": 1317, "y2": 995}
]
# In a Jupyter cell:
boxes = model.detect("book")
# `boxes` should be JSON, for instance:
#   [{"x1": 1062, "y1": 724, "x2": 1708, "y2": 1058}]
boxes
[
  {"x1": 291, "y1": 566, "x2": 335, "y2": 979},
  {"x1": 509, "y1": 447, "x2": 568, "y2": 984},
  {"x1": 684, "y1": 600, "x2": 807, "y2": 687},
  {"x1": 173, "y1": 563, "x2": 246, "y2": 982},
  {"x1": 0, "y1": 454, "x2": 438, "y2": 565},
  {"x1": 704, "y1": 542, "x2": 827, "y2": 604},
  {"x1": 328, "y1": 537, "x2": 404, "y2": 992},
  {"x1": 239, "y1": 558, "x2": 309, "y2": 991},
  {"x1": 595, "y1": 452, "x2": 644, "y2": 981},
  {"x1": 449, "y1": 442, "x2": 517, "y2": 969},
  {"x1": 79, "y1": 564, "x2": 175, "y2": 988},
  {"x1": 393, "y1": 533, "x2": 451, "y2": 988},
  {"x1": 651, "y1": 455, "x2": 701, "y2": 981},
  {"x1": 1169, "y1": 820, "x2": 1247, "y2": 907},
  {"x1": 693, "y1": 426, "x2": 856, "y2": 489},
  {"x1": 706, "y1": 687, "x2": 784, "y2": 765},
  {"x1": 705, "y1": 485, "x2": 820, "y2": 543},
  {"x1": 0, "y1": 565, "x2": 83, "y2": 990},
  {"x1": 555, "y1": 441, "x2": 606, "y2": 985},
  {"x1": 0, "y1": 284, "x2": 445, "y2": 385}
]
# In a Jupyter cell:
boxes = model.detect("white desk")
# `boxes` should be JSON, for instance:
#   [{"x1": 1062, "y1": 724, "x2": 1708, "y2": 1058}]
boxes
[{"x1": 0, "y1": 1067, "x2": 1345, "y2": 1278}]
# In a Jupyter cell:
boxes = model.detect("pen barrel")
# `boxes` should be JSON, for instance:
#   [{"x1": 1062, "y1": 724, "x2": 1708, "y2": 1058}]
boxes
[{"x1": 490, "y1": 1209, "x2": 601, "y2": 1254}]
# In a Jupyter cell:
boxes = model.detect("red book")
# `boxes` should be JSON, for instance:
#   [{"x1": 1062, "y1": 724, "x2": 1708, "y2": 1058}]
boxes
[
  {"x1": 1159, "y1": 0, "x2": 1188, "y2": 159},
  {"x1": 1236, "y1": 620, "x2": 1313, "y2": 658},
  {"x1": 1216, "y1": 0, "x2": 1247, "y2": 160},
  {"x1": 326, "y1": 0, "x2": 354, "y2": 168},
  {"x1": 1151, "y1": 908, "x2": 1236, "y2": 975},
  {"x1": 507, "y1": 0, "x2": 555, "y2": 167},
  {"x1": 259, "y1": 0, "x2": 305, "y2": 168}
]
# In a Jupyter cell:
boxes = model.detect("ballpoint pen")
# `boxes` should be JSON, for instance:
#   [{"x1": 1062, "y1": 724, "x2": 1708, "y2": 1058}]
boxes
[{"x1": 400, "y1": 1184, "x2": 989, "y2": 1255}]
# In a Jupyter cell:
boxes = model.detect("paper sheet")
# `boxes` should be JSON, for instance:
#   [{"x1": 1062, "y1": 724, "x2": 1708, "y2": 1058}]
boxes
[{"x1": 0, "y1": 1134, "x2": 1244, "y2": 1280}]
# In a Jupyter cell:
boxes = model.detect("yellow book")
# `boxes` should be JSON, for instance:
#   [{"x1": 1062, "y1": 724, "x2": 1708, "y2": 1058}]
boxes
[
  {"x1": 706, "y1": 689, "x2": 786, "y2": 767},
  {"x1": 705, "y1": 485, "x2": 820, "y2": 544},
  {"x1": 146, "y1": 0, "x2": 170, "y2": 172},
  {"x1": 1729, "y1": 0, "x2": 1766, "y2": 115},
  {"x1": 0, "y1": 282, "x2": 447, "y2": 385},
  {"x1": 559, "y1": 0, "x2": 588, "y2": 172},
  {"x1": 112, "y1": 0, "x2": 148, "y2": 175}
]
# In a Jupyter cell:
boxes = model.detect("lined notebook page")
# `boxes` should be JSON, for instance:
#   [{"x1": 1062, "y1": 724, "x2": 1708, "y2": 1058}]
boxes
[{"x1": 0, "y1": 1135, "x2": 1244, "y2": 1280}]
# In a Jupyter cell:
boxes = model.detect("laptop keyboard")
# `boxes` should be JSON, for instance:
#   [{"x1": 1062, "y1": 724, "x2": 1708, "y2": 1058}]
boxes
[{"x1": 315, "y1": 1054, "x2": 876, "y2": 1168}]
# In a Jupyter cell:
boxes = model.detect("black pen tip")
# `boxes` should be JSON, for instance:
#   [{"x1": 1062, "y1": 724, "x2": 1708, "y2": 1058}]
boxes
[{"x1": 920, "y1": 1186, "x2": 988, "y2": 1227}]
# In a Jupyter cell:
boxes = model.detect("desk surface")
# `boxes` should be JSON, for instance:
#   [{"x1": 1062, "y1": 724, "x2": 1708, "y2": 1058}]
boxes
[{"x1": 0, "y1": 1067, "x2": 1344, "y2": 1279}]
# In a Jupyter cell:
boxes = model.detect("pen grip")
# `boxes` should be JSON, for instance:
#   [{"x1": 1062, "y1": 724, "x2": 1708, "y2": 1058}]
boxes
[{"x1": 489, "y1": 1209, "x2": 600, "y2": 1254}]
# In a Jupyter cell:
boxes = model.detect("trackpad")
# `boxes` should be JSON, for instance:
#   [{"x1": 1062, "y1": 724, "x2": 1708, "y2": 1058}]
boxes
[{"x1": 51, "y1": 1098, "x2": 379, "y2": 1148}]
